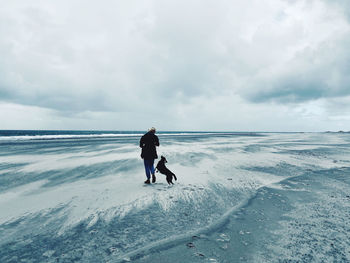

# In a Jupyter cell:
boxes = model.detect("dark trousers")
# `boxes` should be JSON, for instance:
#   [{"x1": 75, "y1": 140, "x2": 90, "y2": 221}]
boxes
[{"x1": 143, "y1": 159, "x2": 155, "y2": 179}]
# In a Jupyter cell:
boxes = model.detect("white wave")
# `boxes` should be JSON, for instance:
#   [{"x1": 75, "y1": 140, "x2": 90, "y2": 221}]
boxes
[
  {"x1": 0, "y1": 133, "x2": 143, "y2": 141},
  {"x1": 0, "y1": 132, "x2": 238, "y2": 141}
]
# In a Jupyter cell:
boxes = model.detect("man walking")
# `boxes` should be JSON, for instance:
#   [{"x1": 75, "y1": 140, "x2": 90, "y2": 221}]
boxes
[{"x1": 139, "y1": 127, "x2": 159, "y2": 184}]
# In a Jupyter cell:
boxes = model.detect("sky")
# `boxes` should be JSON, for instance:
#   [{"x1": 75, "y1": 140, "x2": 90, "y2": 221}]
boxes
[{"x1": 1, "y1": 0, "x2": 350, "y2": 132}]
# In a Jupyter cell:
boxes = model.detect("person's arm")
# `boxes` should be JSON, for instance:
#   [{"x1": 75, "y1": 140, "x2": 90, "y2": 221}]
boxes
[
  {"x1": 155, "y1": 135, "x2": 159, "y2": 146},
  {"x1": 140, "y1": 136, "x2": 144, "y2": 148}
]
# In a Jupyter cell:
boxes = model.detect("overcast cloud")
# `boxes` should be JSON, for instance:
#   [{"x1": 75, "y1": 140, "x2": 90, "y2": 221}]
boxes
[{"x1": 1, "y1": 0, "x2": 350, "y2": 131}]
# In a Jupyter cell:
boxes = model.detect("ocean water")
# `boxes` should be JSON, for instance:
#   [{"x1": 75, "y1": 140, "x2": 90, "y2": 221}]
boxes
[{"x1": 0, "y1": 131, "x2": 349, "y2": 263}]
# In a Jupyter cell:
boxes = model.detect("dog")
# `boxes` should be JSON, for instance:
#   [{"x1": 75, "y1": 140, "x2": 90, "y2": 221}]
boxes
[{"x1": 156, "y1": 156, "x2": 177, "y2": 185}]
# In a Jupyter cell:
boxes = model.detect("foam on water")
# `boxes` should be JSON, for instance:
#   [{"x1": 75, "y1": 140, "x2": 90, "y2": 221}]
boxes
[{"x1": 0, "y1": 131, "x2": 240, "y2": 141}]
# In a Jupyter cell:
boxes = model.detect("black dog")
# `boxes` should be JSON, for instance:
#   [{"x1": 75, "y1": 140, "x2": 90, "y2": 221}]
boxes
[{"x1": 156, "y1": 156, "x2": 177, "y2": 185}]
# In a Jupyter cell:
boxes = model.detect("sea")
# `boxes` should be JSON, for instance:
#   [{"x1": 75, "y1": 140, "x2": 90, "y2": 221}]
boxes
[{"x1": 0, "y1": 130, "x2": 349, "y2": 263}]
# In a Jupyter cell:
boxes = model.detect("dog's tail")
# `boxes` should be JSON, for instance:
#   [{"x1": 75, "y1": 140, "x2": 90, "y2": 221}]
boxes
[{"x1": 173, "y1": 174, "x2": 177, "y2": 181}]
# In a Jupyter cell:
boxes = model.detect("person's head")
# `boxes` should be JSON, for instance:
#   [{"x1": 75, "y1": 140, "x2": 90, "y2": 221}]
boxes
[{"x1": 149, "y1": 127, "x2": 156, "y2": 133}]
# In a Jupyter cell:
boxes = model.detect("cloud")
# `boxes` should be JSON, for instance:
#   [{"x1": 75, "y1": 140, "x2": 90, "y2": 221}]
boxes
[
  {"x1": 237, "y1": 0, "x2": 350, "y2": 103},
  {"x1": 0, "y1": 0, "x2": 350, "y2": 130},
  {"x1": 323, "y1": 0, "x2": 350, "y2": 21},
  {"x1": 245, "y1": 35, "x2": 350, "y2": 103},
  {"x1": 0, "y1": 1, "x2": 155, "y2": 111}
]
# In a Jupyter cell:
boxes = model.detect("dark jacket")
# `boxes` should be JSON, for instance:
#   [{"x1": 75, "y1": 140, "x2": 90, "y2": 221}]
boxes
[{"x1": 140, "y1": 132, "x2": 159, "y2": 159}]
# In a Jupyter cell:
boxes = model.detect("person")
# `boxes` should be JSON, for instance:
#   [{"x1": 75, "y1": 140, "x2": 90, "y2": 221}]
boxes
[{"x1": 139, "y1": 127, "x2": 159, "y2": 184}]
